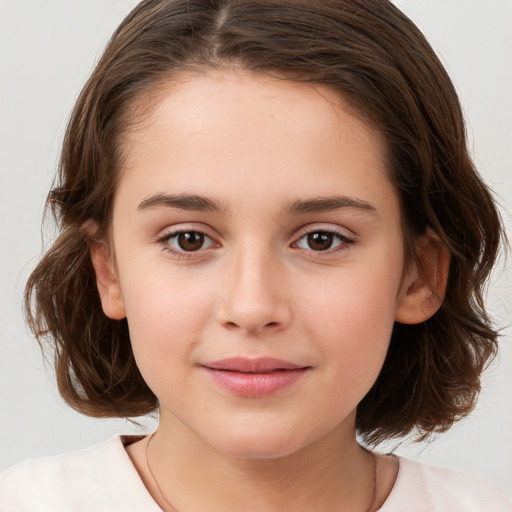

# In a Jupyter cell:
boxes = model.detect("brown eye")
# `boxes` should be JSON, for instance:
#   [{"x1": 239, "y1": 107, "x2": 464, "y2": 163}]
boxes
[
  {"x1": 176, "y1": 232, "x2": 205, "y2": 251},
  {"x1": 306, "y1": 232, "x2": 334, "y2": 251},
  {"x1": 160, "y1": 229, "x2": 217, "y2": 256},
  {"x1": 295, "y1": 230, "x2": 352, "y2": 253}
]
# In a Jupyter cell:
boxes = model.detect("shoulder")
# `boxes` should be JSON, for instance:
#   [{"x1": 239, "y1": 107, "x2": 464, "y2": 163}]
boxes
[
  {"x1": 380, "y1": 456, "x2": 512, "y2": 512},
  {"x1": 0, "y1": 435, "x2": 160, "y2": 512}
]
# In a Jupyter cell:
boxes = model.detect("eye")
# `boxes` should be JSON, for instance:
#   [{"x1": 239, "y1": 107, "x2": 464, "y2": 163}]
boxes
[
  {"x1": 160, "y1": 230, "x2": 216, "y2": 253},
  {"x1": 295, "y1": 230, "x2": 353, "y2": 252}
]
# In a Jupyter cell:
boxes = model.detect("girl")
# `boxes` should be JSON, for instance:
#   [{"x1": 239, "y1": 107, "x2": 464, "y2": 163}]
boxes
[{"x1": 1, "y1": 0, "x2": 510, "y2": 510}]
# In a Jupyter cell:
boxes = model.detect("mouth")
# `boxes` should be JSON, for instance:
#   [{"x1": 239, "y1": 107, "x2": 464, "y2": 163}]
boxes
[
  {"x1": 203, "y1": 357, "x2": 307, "y2": 373},
  {"x1": 201, "y1": 357, "x2": 311, "y2": 398}
]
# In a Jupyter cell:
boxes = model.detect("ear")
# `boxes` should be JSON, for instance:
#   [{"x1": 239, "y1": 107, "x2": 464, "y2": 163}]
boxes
[
  {"x1": 83, "y1": 222, "x2": 126, "y2": 320},
  {"x1": 395, "y1": 229, "x2": 450, "y2": 325}
]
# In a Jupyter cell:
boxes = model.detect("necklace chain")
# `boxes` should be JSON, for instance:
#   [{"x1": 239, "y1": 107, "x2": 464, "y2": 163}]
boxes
[
  {"x1": 365, "y1": 447, "x2": 378, "y2": 512},
  {"x1": 145, "y1": 433, "x2": 378, "y2": 512},
  {"x1": 146, "y1": 433, "x2": 179, "y2": 512}
]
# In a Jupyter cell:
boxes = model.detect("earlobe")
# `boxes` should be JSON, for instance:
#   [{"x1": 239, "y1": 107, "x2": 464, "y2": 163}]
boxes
[
  {"x1": 395, "y1": 229, "x2": 450, "y2": 325},
  {"x1": 87, "y1": 233, "x2": 127, "y2": 321}
]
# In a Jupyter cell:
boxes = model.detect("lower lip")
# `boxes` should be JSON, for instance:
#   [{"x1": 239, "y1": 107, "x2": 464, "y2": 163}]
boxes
[{"x1": 203, "y1": 367, "x2": 309, "y2": 398}]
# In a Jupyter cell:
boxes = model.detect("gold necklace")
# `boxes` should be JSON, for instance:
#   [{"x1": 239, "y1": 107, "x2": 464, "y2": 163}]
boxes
[{"x1": 145, "y1": 433, "x2": 378, "y2": 512}]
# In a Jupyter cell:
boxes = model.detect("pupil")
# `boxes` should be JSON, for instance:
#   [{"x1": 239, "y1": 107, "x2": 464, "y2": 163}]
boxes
[
  {"x1": 177, "y1": 232, "x2": 204, "y2": 251},
  {"x1": 307, "y1": 232, "x2": 333, "y2": 251}
]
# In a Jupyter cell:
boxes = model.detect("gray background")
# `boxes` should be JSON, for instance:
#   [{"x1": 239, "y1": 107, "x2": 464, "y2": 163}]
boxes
[{"x1": 1, "y1": 0, "x2": 511, "y2": 494}]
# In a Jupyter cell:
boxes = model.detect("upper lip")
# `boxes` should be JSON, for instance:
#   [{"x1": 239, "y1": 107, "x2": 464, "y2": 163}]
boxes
[{"x1": 202, "y1": 357, "x2": 308, "y2": 373}]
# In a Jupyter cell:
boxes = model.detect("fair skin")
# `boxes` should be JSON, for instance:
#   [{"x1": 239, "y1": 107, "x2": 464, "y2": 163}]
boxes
[{"x1": 90, "y1": 69, "x2": 447, "y2": 511}]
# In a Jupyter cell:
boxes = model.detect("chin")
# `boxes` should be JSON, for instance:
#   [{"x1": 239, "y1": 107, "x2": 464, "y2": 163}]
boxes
[{"x1": 204, "y1": 423, "x2": 314, "y2": 461}]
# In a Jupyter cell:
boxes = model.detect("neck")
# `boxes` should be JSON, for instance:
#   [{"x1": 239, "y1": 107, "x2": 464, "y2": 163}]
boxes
[{"x1": 139, "y1": 415, "x2": 377, "y2": 512}]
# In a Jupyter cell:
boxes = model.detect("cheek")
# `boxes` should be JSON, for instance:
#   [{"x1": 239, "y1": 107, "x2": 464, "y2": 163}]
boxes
[
  {"x1": 118, "y1": 267, "x2": 215, "y2": 377},
  {"x1": 120, "y1": 258, "x2": 212, "y2": 327},
  {"x1": 299, "y1": 264, "x2": 400, "y2": 375}
]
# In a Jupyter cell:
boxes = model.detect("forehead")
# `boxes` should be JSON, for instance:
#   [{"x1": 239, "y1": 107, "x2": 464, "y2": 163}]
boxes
[
  {"x1": 125, "y1": 68, "x2": 384, "y2": 155},
  {"x1": 117, "y1": 69, "x2": 397, "y2": 219}
]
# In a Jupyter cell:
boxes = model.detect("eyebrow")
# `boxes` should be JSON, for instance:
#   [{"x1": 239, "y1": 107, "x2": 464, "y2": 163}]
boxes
[
  {"x1": 284, "y1": 196, "x2": 379, "y2": 216},
  {"x1": 137, "y1": 192, "x2": 379, "y2": 217},
  {"x1": 138, "y1": 193, "x2": 225, "y2": 213}
]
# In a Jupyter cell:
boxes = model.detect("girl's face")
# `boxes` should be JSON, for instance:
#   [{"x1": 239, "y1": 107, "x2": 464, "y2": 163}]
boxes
[{"x1": 99, "y1": 69, "x2": 415, "y2": 459}]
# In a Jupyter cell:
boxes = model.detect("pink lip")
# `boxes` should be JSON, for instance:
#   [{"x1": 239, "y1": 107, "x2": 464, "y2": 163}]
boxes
[{"x1": 201, "y1": 357, "x2": 310, "y2": 398}]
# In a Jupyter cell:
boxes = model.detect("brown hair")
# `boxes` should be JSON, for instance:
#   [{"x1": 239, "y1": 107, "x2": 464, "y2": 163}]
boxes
[{"x1": 25, "y1": 0, "x2": 505, "y2": 444}]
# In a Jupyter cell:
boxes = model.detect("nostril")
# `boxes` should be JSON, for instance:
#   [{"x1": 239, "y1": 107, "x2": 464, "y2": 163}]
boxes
[
  {"x1": 216, "y1": 301, "x2": 292, "y2": 334},
  {"x1": 221, "y1": 320, "x2": 281, "y2": 333}
]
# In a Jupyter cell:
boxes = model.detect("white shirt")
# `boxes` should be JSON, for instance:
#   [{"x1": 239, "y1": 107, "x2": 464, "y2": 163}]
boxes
[{"x1": 1, "y1": 435, "x2": 510, "y2": 511}]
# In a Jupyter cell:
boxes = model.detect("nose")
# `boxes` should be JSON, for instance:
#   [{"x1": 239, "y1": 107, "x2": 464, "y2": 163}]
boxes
[{"x1": 216, "y1": 245, "x2": 292, "y2": 335}]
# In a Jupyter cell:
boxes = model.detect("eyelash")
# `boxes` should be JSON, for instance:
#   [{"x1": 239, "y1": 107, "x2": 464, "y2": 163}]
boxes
[
  {"x1": 293, "y1": 228, "x2": 355, "y2": 256},
  {"x1": 156, "y1": 230, "x2": 219, "y2": 259},
  {"x1": 156, "y1": 227, "x2": 355, "y2": 259}
]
